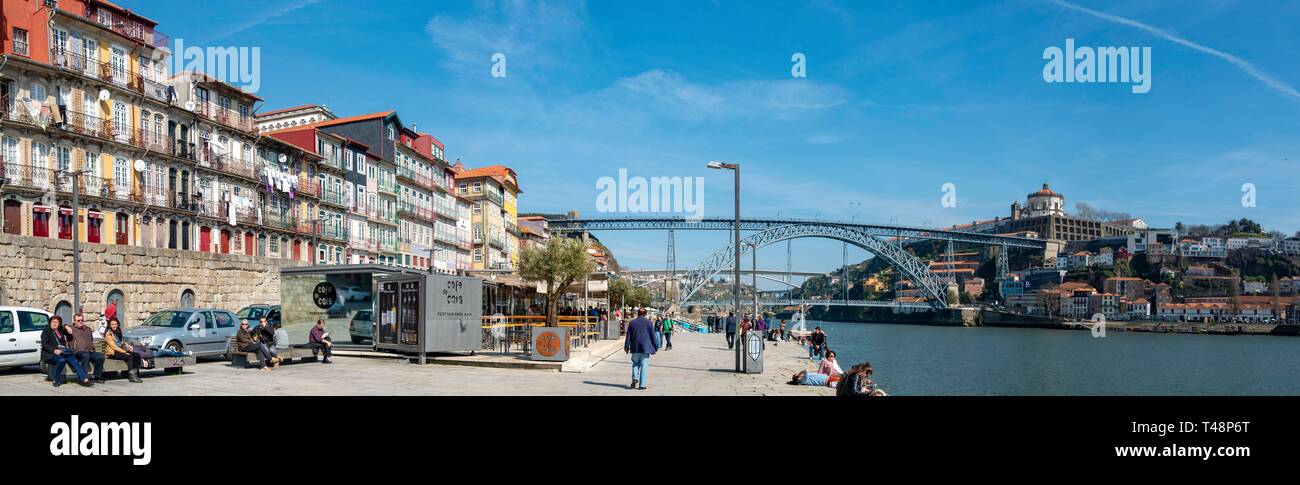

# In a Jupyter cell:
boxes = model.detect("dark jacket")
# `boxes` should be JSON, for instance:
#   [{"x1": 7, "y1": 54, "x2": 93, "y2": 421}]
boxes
[
  {"x1": 254, "y1": 324, "x2": 275, "y2": 344},
  {"x1": 624, "y1": 317, "x2": 659, "y2": 354},
  {"x1": 236, "y1": 328, "x2": 257, "y2": 349},
  {"x1": 836, "y1": 373, "x2": 867, "y2": 397},
  {"x1": 65, "y1": 324, "x2": 97, "y2": 353},
  {"x1": 725, "y1": 316, "x2": 737, "y2": 333},
  {"x1": 40, "y1": 327, "x2": 71, "y2": 362}
]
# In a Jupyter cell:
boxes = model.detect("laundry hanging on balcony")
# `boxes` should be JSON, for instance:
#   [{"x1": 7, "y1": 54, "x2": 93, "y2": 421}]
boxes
[{"x1": 262, "y1": 167, "x2": 299, "y2": 198}]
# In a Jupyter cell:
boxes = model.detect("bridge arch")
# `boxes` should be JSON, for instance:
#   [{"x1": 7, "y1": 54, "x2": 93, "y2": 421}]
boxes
[{"x1": 677, "y1": 224, "x2": 951, "y2": 309}]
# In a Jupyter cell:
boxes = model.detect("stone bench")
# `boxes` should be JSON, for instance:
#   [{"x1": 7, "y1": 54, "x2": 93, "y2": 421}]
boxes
[
  {"x1": 43, "y1": 339, "x2": 195, "y2": 377},
  {"x1": 224, "y1": 337, "x2": 320, "y2": 368}
]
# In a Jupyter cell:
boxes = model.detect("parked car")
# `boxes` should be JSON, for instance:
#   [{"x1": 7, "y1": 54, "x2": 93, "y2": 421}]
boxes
[
  {"x1": 349, "y1": 310, "x2": 374, "y2": 344},
  {"x1": 337, "y1": 284, "x2": 371, "y2": 302},
  {"x1": 124, "y1": 308, "x2": 240, "y2": 358},
  {"x1": 0, "y1": 307, "x2": 52, "y2": 370},
  {"x1": 236, "y1": 304, "x2": 280, "y2": 325}
]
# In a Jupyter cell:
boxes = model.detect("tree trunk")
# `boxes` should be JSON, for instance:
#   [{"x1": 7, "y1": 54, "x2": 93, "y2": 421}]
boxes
[{"x1": 545, "y1": 292, "x2": 559, "y2": 327}]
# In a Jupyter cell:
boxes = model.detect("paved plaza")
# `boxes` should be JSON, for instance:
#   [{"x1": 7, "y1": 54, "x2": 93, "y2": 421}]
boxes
[{"x1": 0, "y1": 332, "x2": 835, "y2": 396}]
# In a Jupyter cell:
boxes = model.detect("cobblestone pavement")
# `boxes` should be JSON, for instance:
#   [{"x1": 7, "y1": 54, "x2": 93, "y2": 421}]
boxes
[{"x1": 0, "y1": 332, "x2": 835, "y2": 396}]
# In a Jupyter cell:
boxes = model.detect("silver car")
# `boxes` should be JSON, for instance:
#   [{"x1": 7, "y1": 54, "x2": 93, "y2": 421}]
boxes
[{"x1": 124, "y1": 308, "x2": 239, "y2": 358}]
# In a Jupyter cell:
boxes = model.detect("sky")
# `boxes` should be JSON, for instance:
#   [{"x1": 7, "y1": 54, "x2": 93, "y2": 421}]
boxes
[{"x1": 130, "y1": 0, "x2": 1300, "y2": 284}]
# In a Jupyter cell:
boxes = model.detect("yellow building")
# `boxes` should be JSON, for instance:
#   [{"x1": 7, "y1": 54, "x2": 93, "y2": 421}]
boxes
[{"x1": 453, "y1": 163, "x2": 521, "y2": 270}]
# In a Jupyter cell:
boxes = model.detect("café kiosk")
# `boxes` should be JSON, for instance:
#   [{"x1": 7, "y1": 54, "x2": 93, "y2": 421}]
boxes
[{"x1": 375, "y1": 273, "x2": 483, "y2": 364}]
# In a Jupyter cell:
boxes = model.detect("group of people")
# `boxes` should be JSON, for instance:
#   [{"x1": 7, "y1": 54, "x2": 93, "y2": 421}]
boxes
[
  {"x1": 40, "y1": 313, "x2": 185, "y2": 387},
  {"x1": 787, "y1": 349, "x2": 888, "y2": 397},
  {"x1": 234, "y1": 316, "x2": 334, "y2": 371}
]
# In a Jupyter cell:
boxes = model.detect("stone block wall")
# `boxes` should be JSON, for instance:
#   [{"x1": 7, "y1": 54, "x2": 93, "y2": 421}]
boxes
[{"x1": 0, "y1": 233, "x2": 307, "y2": 327}]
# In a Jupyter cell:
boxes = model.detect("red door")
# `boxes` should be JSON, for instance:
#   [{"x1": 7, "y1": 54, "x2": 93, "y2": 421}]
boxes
[
  {"x1": 200, "y1": 226, "x2": 211, "y2": 252},
  {"x1": 220, "y1": 230, "x2": 231, "y2": 254},
  {"x1": 244, "y1": 233, "x2": 254, "y2": 256},
  {"x1": 292, "y1": 240, "x2": 301, "y2": 260}
]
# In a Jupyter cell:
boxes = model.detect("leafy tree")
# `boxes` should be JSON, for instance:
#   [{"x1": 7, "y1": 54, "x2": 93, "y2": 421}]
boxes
[
  {"x1": 608, "y1": 278, "x2": 631, "y2": 308},
  {"x1": 519, "y1": 237, "x2": 596, "y2": 326}
]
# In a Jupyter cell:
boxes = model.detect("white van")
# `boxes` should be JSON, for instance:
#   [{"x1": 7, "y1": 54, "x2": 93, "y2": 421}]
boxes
[{"x1": 0, "y1": 307, "x2": 53, "y2": 370}]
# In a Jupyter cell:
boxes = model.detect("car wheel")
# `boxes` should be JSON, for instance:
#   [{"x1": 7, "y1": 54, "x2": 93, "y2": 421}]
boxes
[{"x1": 166, "y1": 341, "x2": 183, "y2": 353}]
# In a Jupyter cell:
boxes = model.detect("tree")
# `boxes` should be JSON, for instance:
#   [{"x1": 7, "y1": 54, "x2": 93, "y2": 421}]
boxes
[
  {"x1": 608, "y1": 278, "x2": 631, "y2": 309},
  {"x1": 519, "y1": 237, "x2": 596, "y2": 326},
  {"x1": 629, "y1": 287, "x2": 653, "y2": 308},
  {"x1": 1074, "y1": 202, "x2": 1132, "y2": 222}
]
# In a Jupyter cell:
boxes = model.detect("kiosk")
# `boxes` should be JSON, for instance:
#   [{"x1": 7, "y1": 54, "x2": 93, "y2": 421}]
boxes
[{"x1": 375, "y1": 273, "x2": 483, "y2": 363}]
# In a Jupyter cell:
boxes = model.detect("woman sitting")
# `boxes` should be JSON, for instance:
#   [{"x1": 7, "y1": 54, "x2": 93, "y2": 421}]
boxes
[
  {"x1": 836, "y1": 362, "x2": 888, "y2": 397},
  {"x1": 41, "y1": 315, "x2": 90, "y2": 387},
  {"x1": 236, "y1": 320, "x2": 279, "y2": 371},
  {"x1": 103, "y1": 318, "x2": 144, "y2": 383},
  {"x1": 818, "y1": 349, "x2": 844, "y2": 377}
]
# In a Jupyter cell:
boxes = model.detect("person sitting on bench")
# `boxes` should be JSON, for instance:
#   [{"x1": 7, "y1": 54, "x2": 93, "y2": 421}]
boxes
[
  {"x1": 273, "y1": 322, "x2": 291, "y2": 351},
  {"x1": 255, "y1": 316, "x2": 280, "y2": 358},
  {"x1": 41, "y1": 315, "x2": 90, "y2": 387},
  {"x1": 103, "y1": 317, "x2": 143, "y2": 383},
  {"x1": 308, "y1": 319, "x2": 333, "y2": 364},
  {"x1": 237, "y1": 319, "x2": 279, "y2": 371}
]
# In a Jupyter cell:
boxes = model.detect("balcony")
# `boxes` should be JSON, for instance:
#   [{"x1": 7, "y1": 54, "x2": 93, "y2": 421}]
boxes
[
  {"x1": 319, "y1": 154, "x2": 344, "y2": 172},
  {"x1": 297, "y1": 175, "x2": 320, "y2": 199},
  {"x1": 397, "y1": 201, "x2": 434, "y2": 222},
  {"x1": 485, "y1": 190, "x2": 504, "y2": 207},
  {"x1": 263, "y1": 211, "x2": 297, "y2": 231},
  {"x1": 376, "y1": 178, "x2": 398, "y2": 196},
  {"x1": 434, "y1": 202, "x2": 457, "y2": 219},
  {"x1": 84, "y1": 4, "x2": 170, "y2": 49},
  {"x1": 395, "y1": 165, "x2": 434, "y2": 190},
  {"x1": 195, "y1": 100, "x2": 254, "y2": 133},
  {"x1": 506, "y1": 221, "x2": 521, "y2": 237},
  {"x1": 489, "y1": 233, "x2": 505, "y2": 249},
  {"x1": 320, "y1": 188, "x2": 348, "y2": 208},
  {"x1": 296, "y1": 220, "x2": 322, "y2": 237},
  {"x1": 172, "y1": 192, "x2": 201, "y2": 213},
  {"x1": 205, "y1": 152, "x2": 257, "y2": 181},
  {"x1": 381, "y1": 239, "x2": 401, "y2": 253}
]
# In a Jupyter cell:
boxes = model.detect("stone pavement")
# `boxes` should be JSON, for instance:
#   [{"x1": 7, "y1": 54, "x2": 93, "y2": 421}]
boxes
[{"x1": 0, "y1": 332, "x2": 835, "y2": 396}]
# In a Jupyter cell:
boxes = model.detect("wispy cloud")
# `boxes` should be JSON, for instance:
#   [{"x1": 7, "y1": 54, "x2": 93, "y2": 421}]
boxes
[
  {"x1": 209, "y1": 0, "x2": 324, "y2": 41},
  {"x1": 427, "y1": 0, "x2": 588, "y2": 77},
  {"x1": 1049, "y1": 0, "x2": 1300, "y2": 102},
  {"x1": 607, "y1": 69, "x2": 850, "y2": 121}
]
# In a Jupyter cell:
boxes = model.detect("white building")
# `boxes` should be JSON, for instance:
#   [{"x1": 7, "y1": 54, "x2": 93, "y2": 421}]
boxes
[
  {"x1": 255, "y1": 105, "x2": 337, "y2": 133},
  {"x1": 1243, "y1": 281, "x2": 1268, "y2": 295}
]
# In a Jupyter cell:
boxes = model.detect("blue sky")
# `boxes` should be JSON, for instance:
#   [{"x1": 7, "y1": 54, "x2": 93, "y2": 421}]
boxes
[{"x1": 133, "y1": 0, "x2": 1300, "y2": 281}]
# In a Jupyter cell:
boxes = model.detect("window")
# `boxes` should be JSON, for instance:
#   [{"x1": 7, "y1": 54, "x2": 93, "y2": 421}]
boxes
[
  {"x1": 387, "y1": 125, "x2": 395, "y2": 140},
  {"x1": 472, "y1": 182, "x2": 482, "y2": 193},
  {"x1": 473, "y1": 202, "x2": 481, "y2": 214},
  {"x1": 51, "y1": 28, "x2": 68, "y2": 62},
  {"x1": 112, "y1": 101, "x2": 129, "y2": 142},
  {"x1": 33, "y1": 206, "x2": 50, "y2": 237},
  {"x1": 12, "y1": 28, "x2": 28, "y2": 56},
  {"x1": 30, "y1": 142, "x2": 48, "y2": 188},
  {"x1": 55, "y1": 145, "x2": 71, "y2": 172},
  {"x1": 345, "y1": 151, "x2": 352, "y2": 171},
  {"x1": 84, "y1": 152, "x2": 99, "y2": 177},
  {"x1": 29, "y1": 82, "x2": 45, "y2": 103},
  {"x1": 114, "y1": 157, "x2": 130, "y2": 194},
  {"x1": 110, "y1": 46, "x2": 127, "y2": 85},
  {"x1": 2, "y1": 137, "x2": 18, "y2": 164}
]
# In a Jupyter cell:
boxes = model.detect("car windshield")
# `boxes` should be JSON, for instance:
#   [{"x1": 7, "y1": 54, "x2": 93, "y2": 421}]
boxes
[
  {"x1": 236, "y1": 307, "x2": 266, "y2": 320},
  {"x1": 142, "y1": 311, "x2": 193, "y2": 328}
]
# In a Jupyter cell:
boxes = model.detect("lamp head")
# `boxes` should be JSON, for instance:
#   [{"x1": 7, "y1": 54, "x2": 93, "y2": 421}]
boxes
[{"x1": 706, "y1": 161, "x2": 725, "y2": 170}]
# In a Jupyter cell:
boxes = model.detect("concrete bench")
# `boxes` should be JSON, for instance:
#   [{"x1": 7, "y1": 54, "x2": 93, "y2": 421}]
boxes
[
  {"x1": 43, "y1": 339, "x2": 195, "y2": 377},
  {"x1": 224, "y1": 337, "x2": 320, "y2": 368}
]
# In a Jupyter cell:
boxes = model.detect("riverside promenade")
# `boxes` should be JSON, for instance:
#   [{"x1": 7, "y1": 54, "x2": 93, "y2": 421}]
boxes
[{"x1": 0, "y1": 332, "x2": 835, "y2": 396}]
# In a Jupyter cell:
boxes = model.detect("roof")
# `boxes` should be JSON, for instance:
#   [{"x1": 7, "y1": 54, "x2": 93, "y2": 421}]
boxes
[
  {"x1": 1029, "y1": 182, "x2": 1063, "y2": 198},
  {"x1": 255, "y1": 104, "x2": 322, "y2": 118},
  {"x1": 308, "y1": 111, "x2": 396, "y2": 129},
  {"x1": 176, "y1": 71, "x2": 264, "y2": 101},
  {"x1": 455, "y1": 164, "x2": 522, "y2": 192}
]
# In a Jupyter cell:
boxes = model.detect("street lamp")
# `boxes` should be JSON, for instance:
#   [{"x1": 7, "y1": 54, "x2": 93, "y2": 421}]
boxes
[
  {"x1": 707, "y1": 160, "x2": 742, "y2": 372},
  {"x1": 746, "y1": 242, "x2": 759, "y2": 323},
  {"x1": 57, "y1": 169, "x2": 88, "y2": 314}
]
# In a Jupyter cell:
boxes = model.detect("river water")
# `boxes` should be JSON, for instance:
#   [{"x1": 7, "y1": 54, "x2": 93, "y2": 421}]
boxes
[{"x1": 806, "y1": 320, "x2": 1300, "y2": 395}]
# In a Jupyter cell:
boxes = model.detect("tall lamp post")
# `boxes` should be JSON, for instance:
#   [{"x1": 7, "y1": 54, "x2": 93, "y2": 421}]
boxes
[
  {"x1": 747, "y1": 242, "x2": 758, "y2": 322},
  {"x1": 707, "y1": 160, "x2": 741, "y2": 372},
  {"x1": 57, "y1": 169, "x2": 87, "y2": 314}
]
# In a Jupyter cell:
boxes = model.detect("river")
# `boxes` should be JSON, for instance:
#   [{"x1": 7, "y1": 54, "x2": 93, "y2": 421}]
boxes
[{"x1": 806, "y1": 320, "x2": 1300, "y2": 395}]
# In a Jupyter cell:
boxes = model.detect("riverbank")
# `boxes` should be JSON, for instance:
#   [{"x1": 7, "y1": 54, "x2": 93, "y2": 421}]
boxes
[{"x1": 773, "y1": 307, "x2": 1300, "y2": 337}]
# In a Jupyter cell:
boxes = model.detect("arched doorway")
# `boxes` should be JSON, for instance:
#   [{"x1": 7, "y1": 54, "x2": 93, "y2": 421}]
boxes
[
  {"x1": 220, "y1": 229, "x2": 231, "y2": 254},
  {"x1": 180, "y1": 289, "x2": 195, "y2": 308},
  {"x1": 106, "y1": 289, "x2": 126, "y2": 326},
  {"x1": 53, "y1": 301, "x2": 73, "y2": 324},
  {"x1": 2, "y1": 199, "x2": 20, "y2": 235}
]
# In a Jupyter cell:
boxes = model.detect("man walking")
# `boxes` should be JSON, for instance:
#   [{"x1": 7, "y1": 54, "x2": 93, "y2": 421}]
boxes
[
  {"x1": 623, "y1": 308, "x2": 658, "y2": 390},
  {"x1": 65, "y1": 313, "x2": 107, "y2": 384},
  {"x1": 661, "y1": 317, "x2": 674, "y2": 351},
  {"x1": 725, "y1": 312, "x2": 738, "y2": 349}
]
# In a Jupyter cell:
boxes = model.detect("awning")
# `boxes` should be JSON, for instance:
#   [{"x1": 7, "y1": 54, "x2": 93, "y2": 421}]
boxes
[{"x1": 33, "y1": 205, "x2": 51, "y2": 213}]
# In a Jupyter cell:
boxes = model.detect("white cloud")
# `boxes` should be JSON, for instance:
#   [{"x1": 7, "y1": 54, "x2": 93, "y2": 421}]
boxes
[
  {"x1": 427, "y1": 0, "x2": 588, "y2": 75},
  {"x1": 210, "y1": 0, "x2": 324, "y2": 41},
  {"x1": 607, "y1": 69, "x2": 851, "y2": 121}
]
